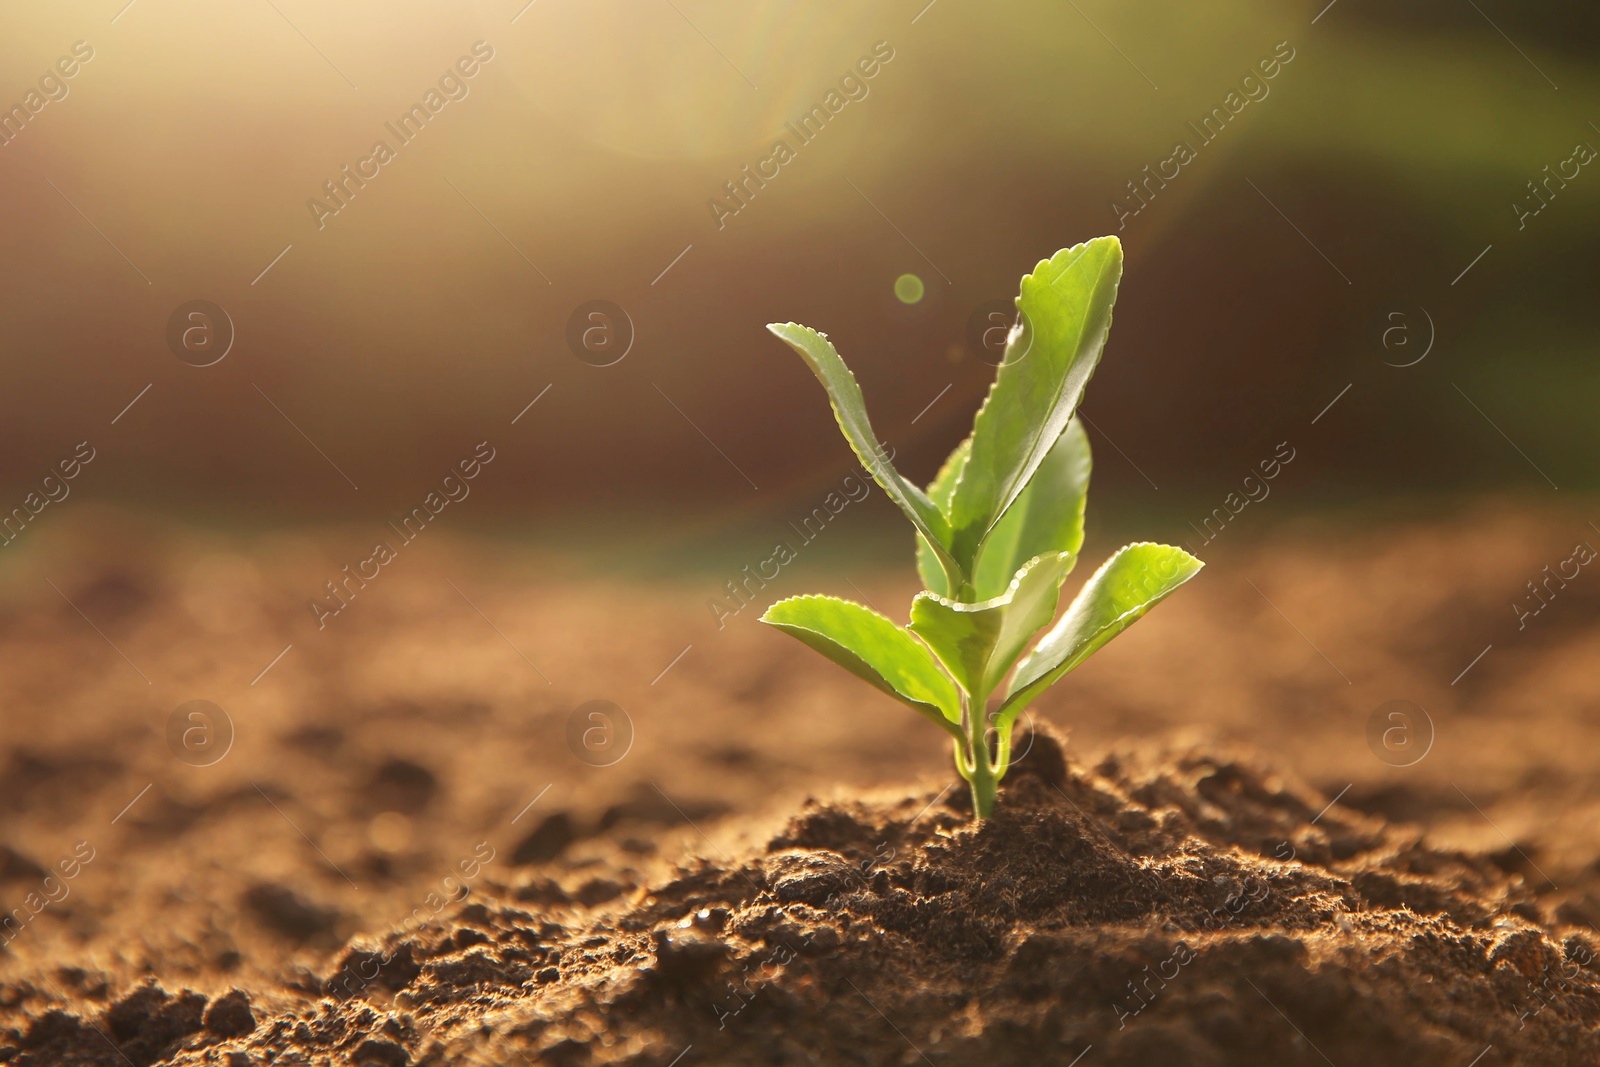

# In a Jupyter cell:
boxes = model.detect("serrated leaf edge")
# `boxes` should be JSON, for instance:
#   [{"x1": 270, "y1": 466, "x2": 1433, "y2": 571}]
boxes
[
  {"x1": 1001, "y1": 541, "x2": 1203, "y2": 711},
  {"x1": 909, "y1": 550, "x2": 1074, "y2": 616},
  {"x1": 948, "y1": 239, "x2": 1120, "y2": 556}
]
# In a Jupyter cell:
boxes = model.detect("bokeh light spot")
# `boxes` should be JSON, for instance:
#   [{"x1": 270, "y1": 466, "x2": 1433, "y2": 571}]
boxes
[{"x1": 894, "y1": 273, "x2": 925, "y2": 304}]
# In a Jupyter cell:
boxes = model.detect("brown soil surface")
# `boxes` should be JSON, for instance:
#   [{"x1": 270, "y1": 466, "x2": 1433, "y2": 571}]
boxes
[{"x1": 2, "y1": 499, "x2": 1598, "y2": 1065}]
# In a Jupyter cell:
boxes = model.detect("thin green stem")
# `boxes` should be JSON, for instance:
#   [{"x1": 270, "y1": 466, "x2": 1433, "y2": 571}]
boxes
[
  {"x1": 952, "y1": 736, "x2": 974, "y2": 779},
  {"x1": 967, "y1": 738, "x2": 997, "y2": 818},
  {"x1": 993, "y1": 722, "x2": 1013, "y2": 783},
  {"x1": 964, "y1": 684, "x2": 998, "y2": 819},
  {"x1": 936, "y1": 553, "x2": 966, "y2": 603}
]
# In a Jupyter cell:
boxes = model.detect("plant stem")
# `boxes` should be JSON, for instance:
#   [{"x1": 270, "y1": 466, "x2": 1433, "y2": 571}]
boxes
[
  {"x1": 968, "y1": 732, "x2": 998, "y2": 818},
  {"x1": 965, "y1": 686, "x2": 998, "y2": 819}
]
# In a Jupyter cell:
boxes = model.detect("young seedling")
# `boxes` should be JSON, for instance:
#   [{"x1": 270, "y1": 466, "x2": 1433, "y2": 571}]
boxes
[{"x1": 761, "y1": 237, "x2": 1202, "y2": 819}]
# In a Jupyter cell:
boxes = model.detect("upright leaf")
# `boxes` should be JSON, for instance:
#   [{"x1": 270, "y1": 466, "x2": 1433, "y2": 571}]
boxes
[
  {"x1": 916, "y1": 437, "x2": 971, "y2": 596},
  {"x1": 908, "y1": 551, "x2": 1076, "y2": 699},
  {"x1": 971, "y1": 418, "x2": 1091, "y2": 600},
  {"x1": 946, "y1": 239, "x2": 1122, "y2": 569},
  {"x1": 996, "y1": 543, "x2": 1202, "y2": 728},
  {"x1": 761, "y1": 595, "x2": 963, "y2": 738},
  {"x1": 768, "y1": 323, "x2": 959, "y2": 584}
]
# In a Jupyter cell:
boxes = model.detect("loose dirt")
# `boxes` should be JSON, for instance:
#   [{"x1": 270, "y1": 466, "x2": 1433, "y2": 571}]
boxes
[{"x1": 2, "y1": 500, "x2": 1597, "y2": 1064}]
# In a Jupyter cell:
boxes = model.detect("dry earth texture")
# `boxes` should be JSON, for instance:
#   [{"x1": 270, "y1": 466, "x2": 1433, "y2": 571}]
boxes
[{"x1": 1, "y1": 500, "x2": 1597, "y2": 1065}]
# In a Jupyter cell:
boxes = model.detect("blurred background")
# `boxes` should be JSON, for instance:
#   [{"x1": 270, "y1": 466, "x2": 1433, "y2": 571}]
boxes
[
  {"x1": 2, "y1": 0, "x2": 1600, "y2": 1024},
  {"x1": 1, "y1": 0, "x2": 1595, "y2": 534}
]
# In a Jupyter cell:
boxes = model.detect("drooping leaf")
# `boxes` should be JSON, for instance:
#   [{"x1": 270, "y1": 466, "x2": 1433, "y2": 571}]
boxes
[
  {"x1": 761, "y1": 595, "x2": 962, "y2": 737},
  {"x1": 915, "y1": 436, "x2": 971, "y2": 596},
  {"x1": 996, "y1": 543, "x2": 1202, "y2": 728},
  {"x1": 946, "y1": 238, "x2": 1123, "y2": 570},
  {"x1": 908, "y1": 551, "x2": 1077, "y2": 699},
  {"x1": 767, "y1": 323, "x2": 959, "y2": 585},
  {"x1": 971, "y1": 418, "x2": 1091, "y2": 600}
]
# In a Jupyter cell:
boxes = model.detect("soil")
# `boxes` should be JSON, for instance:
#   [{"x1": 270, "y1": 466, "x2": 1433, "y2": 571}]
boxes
[{"x1": 2, "y1": 499, "x2": 1599, "y2": 1065}]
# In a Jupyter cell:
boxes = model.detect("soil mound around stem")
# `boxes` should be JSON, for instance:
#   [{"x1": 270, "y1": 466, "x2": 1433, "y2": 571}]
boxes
[{"x1": 12, "y1": 728, "x2": 1599, "y2": 1067}]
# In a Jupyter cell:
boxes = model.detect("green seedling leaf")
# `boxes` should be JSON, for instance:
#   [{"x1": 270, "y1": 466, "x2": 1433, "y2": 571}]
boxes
[
  {"x1": 947, "y1": 238, "x2": 1122, "y2": 570},
  {"x1": 908, "y1": 551, "x2": 1077, "y2": 699},
  {"x1": 761, "y1": 594, "x2": 963, "y2": 739},
  {"x1": 997, "y1": 543, "x2": 1202, "y2": 729},
  {"x1": 768, "y1": 323, "x2": 960, "y2": 585},
  {"x1": 915, "y1": 436, "x2": 971, "y2": 597},
  {"x1": 971, "y1": 418, "x2": 1091, "y2": 601}
]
